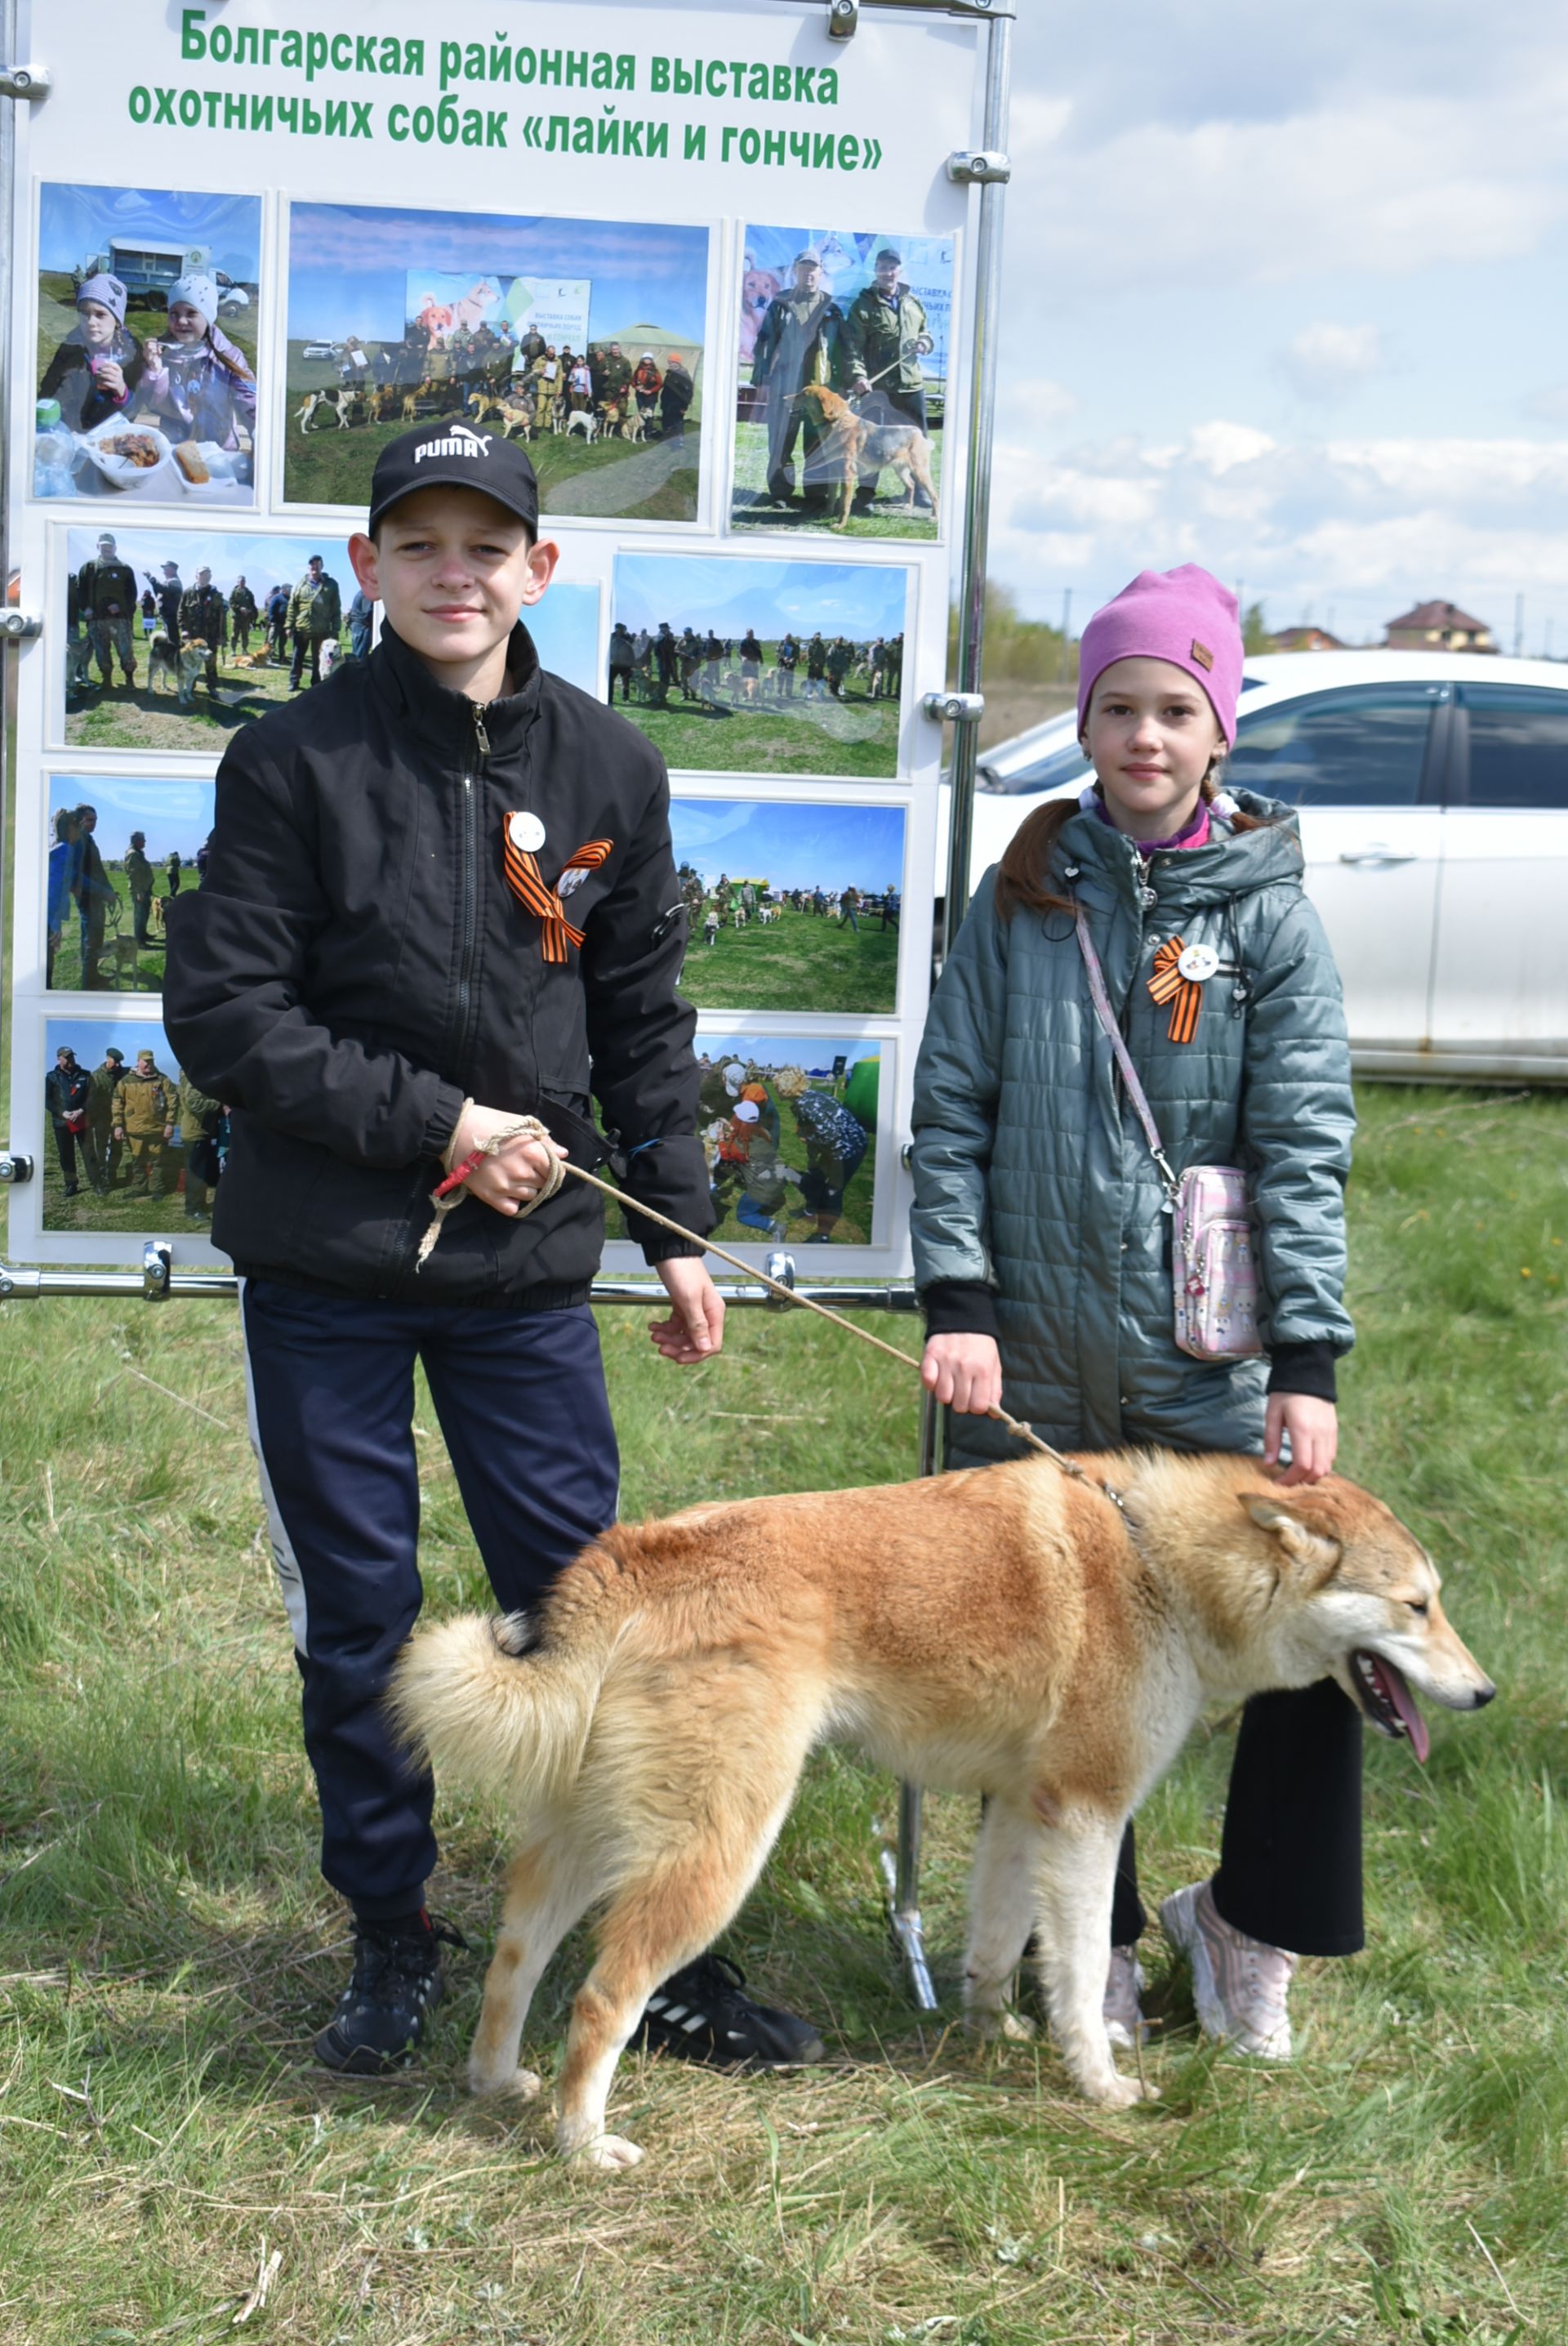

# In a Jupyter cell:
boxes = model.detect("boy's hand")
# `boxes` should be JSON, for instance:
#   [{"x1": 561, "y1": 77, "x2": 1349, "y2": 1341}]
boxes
[
  {"x1": 448, "y1": 1101, "x2": 559, "y2": 1216},
  {"x1": 1263, "y1": 1393, "x2": 1338, "y2": 1485},
  {"x1": 921, "y1": 1332, "x2": 1004, "y2": 1416},
  {"x1": 648, "y1": 1256, "x2": 724, "y2": 1363}
]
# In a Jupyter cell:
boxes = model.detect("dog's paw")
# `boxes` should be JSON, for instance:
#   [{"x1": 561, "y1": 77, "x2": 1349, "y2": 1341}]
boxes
[
  {"x1": 1080, "y1": 2072, "x2": 1156, "y2": 2111},
  {"x1": 468, "y1": 2063, "x2": 542, "y2": 2101},
  {"x1": 568, "y1": 2132, "x2": 644, "y2": 2173}
]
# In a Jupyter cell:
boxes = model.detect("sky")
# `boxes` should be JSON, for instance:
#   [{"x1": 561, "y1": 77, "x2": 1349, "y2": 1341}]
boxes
[
  {"x1": 526, "y1": 581, "x2": 600, "y2": 694},
  {"x1": 697, "y1": 1034, "x2": 880, "y2": 1080},
  {"x1": 67, "y1": 529, "x2": 348, "y2": 599},
  {"x1": 613, "y1": 553, "x2": 908, "y2": 640},
  {"x1": 47, "y1": 778, "x2": 214, "y2": 864},
  {"x1": 39, "y1": 184, "x2": 260, "y2": 286},
  {"x1": 669, "y1": 796, "x2": 905, "y2": 893},
  {"x1": 287, "y1": 206, "x2": 709, "y2": 349},
  {"x1": 991, "y1": 1, "x2": 1568, "y2": 656},
  {"x1": 46, "y1": 1017, "x2": 181, "y2": 1080}
]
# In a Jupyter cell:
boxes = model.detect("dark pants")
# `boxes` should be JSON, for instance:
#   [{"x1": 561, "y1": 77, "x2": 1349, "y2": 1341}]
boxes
[
  {"x1": 240, "y1": 1282, "x2": 621, "y2": 1919},
  {"x1": 51, "y1": 1120, "x2": 81, "y2": 1189},
  {"x1": 609, "y1": 662, "x2": 634, "y2": 702},
  {"x1": 290, "y1": 631, "x2": 324, "y2": 689},
  {"x1": 1110, "y1": 1678, "x2": 1364, "y2": 1956}
]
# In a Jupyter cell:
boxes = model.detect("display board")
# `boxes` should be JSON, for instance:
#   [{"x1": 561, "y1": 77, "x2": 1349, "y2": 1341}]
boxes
[{"x1": 5, "y1": 0, "x2": 987, "y2": 1276}]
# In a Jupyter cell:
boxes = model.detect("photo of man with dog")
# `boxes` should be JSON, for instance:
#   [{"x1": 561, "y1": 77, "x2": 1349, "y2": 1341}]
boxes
[
  {"x1": 62, "y1": 528, "x2": 350, "y2": 754},
  {"x1": 609, "y1": 553, "x2": 910, "y2": 778},
  {"x1": 733, "y1": 226, "x2": 951, "y2": 542},
  {"x1": 36, "y1": 183, "x2": 260, "y2": 503},
  {"x1": 284, "y1": 203, "x2": 706, "y2": 524},
  {"x1": 670, "y1": 797, "x2": 904, "y2": 1013},
  {"x1": 40, "y1": 1016, "x2": 219, "y2": 1235},
  {"x1": 42, "y1": 775, "x2": 214, "y2": 994}
]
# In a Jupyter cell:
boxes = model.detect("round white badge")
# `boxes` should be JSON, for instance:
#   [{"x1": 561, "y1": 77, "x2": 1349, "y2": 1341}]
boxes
[
  {"x1": 508, "y1": 811, "x2": 546, "y2": 854},
  {"x1": 1177, "y1": 942, "x2": 1219, "y2": 983}
]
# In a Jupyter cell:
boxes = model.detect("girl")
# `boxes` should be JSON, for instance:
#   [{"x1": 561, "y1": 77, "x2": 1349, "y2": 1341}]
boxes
[
  {"x1": 39, "y1": 272, "x2": 144, "y2": 433},
  {"x1": 134, "y1": 272, "x2": 256, "y2": 460},
  {"x1": 911, "y1": 565, "x2": 1358, "y2": 2062}
]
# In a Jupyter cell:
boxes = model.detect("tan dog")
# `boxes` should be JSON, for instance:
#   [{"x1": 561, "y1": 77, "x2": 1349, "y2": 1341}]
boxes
[
  {"x1": 391, "y1": 1452, "x2": 1493, "y2": 2168},
  {"x1": 792, "y1": 382, "x2": 938, "y2": 527}
]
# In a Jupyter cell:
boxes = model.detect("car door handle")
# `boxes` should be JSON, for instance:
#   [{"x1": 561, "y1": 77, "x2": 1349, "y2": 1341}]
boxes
[{"x1": 1339, "y1": 847, "x2": 1416, "y2": 865}]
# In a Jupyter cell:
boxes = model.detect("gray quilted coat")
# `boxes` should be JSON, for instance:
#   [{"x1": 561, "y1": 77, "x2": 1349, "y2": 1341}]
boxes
[{"x1": 911, "y1": 794, "x2": 1355, "y2": 1466}]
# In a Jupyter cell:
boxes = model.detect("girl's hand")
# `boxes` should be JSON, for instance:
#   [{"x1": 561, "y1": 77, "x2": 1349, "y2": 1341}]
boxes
[
  {"x1": 1263, "y1": 1393, "x2": 1338, "y2": 1485},
  {"x1": 921, "y1": 1332, "x2": 1004, "y2": 1416},
  {"x1": 95, "y1": 361, "x2": 126, "y2": 399}
]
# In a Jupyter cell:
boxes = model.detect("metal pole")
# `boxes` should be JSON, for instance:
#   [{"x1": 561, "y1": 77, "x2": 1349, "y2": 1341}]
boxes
[
  {"x1": 891, "y1": 0, "x2": 1013, "y2": 2014},
  {"x1": 0, "y1": 0, "x2": 19, "y2": 1127}
]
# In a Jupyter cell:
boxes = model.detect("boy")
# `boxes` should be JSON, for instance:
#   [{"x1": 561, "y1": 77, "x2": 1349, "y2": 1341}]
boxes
[{"x1": 164, "y1": 426, "x2": 822, "y2": 2078}]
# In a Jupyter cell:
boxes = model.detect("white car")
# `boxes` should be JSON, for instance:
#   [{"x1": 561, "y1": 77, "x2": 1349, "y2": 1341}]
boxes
[
  {"x1": 301, "y1": 340, "x2": 344, "y2": 361},
  {"x1": 941, "y1": 651, "x2": 1568, "y2": 1082}
]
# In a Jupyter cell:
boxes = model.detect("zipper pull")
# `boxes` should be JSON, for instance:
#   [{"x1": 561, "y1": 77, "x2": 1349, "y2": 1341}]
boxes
[{"x1": 471, "y1": 702, "x2": 491, "y2": 761}]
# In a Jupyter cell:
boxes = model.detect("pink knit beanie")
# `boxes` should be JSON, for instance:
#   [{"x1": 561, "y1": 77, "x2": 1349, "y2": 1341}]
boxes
[{"x1": 1076, "y1": 564, "x2": 1243, "y2": 745}]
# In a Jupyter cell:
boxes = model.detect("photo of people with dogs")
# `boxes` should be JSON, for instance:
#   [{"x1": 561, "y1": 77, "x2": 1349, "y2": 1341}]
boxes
[
  {"x1": 43, "y1": 775, "x2": 214, "y2": 995},
  {"x1": 35, "y1": 183, "x2": 260, "y2": 504},
  {"x1": 670, "y1": 798, "x2": 904, "y2": 1014},
  {"x1": 62, "y1": 527, "x2": 354, "y2": 754},
  {"x1": 733, "y1": 226, "x2": 951, "y2": 542},
  {"x1": 284, "y1": 203, "x2": 706, "y2": 522},
  {"x1": 608, "y1": 552, "x2": 910, "y2": 778},
  {"x1": 605, "y1": 1037, "x2": 882, "y2": 1251},
  {"x1": 41, "y1": 1015, "x2": 225, "y2": 1238}
]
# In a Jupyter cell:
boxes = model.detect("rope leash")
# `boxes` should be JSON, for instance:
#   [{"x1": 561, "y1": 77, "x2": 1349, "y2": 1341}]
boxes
[{"x1": 418, "y1": 1117, "x2": 1122, "y2": 1502}]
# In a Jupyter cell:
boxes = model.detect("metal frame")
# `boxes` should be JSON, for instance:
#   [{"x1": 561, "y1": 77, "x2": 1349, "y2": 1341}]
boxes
[{"x1": 0, "y1": 0, "x2": 1013, "y2": 2018}]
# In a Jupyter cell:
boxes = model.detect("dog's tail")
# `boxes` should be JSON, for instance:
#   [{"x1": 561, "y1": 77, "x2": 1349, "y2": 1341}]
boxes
[{"x1": 388, "y1": 1600, "x2": 621, "y2": 1813}]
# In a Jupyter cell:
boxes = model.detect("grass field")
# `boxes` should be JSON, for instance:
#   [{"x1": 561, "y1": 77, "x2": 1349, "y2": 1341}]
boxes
[
  {"x1": 38, "y1": 1131, "x2": 205, "y2": 1238},
  {"x1": 618, "y1": 652, "x2": 901, "y2": 780},
  {"x1": 65, "y1": 641, "x2": 346, "y2": 756},
  {"x1": 49, "y1": 868, "x2": 172, "y2": 996},
  {"x1": 282, "y1": 346, "x2": 702, "y2": 524},
  {"x1": 2, "y1": 1085, "x2": 1566, "y2": 2342},
  {"x1": 678, "y1": 901, "x2": 900, "y2": 1014},
  {"x1": 730, "y1": 418, "x2": 942, "y2": 544}
]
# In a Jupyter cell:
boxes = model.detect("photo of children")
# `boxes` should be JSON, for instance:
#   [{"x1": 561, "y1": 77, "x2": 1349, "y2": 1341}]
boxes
[
  {"x1": 606, "y1": 1037, "x2": 882, "y2": 1250},
  {"x1": 670, "y1": 798, "x2": 904, "y2": 1014},
  {"x1": 608, "y1": 553, "x2": 910, "y2": 778},
  {"x1": 733, "y1": 227, "x2": 952, "y2": 542},
  {"x1": 35, "y1": 184, "x2": 260, "y2": 504},
  {"x1": 523, "y1": 579, "x2": 601, "y2": 698},
  {"x1": 41, "y1": 1016, "x2": 225, "y2": 1237},
  {"x1": 44, "y1": 777, "x2": 215, "y2": 995},
  {"x1": 63, "y1": 529, "x2": 353, "y2": 754},
  {"x1": 284, "y1": 204, "x2": 707, "y2": 522}
]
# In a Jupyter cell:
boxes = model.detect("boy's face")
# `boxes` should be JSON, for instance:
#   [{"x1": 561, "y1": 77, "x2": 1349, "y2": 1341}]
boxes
[
  {"x1": 350, "y1": 487, "x2": 557, "y2": 680},
  {"x1": 167, "y1": 301, "x2": 206, "y2": 343},
  {"x1": 78, "y1": 301, "x2": 118, "y2": 347}
]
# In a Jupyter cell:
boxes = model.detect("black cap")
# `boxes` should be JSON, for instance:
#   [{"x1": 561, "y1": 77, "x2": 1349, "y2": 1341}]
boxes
[{"x1": 368, "y1": 421, "x2": 539, "y2": 534}]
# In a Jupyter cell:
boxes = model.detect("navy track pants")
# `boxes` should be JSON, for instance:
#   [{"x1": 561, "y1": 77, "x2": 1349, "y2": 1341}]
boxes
[{"x1": 240, "y1": 1280, "x2": 620, "y2": 1919}]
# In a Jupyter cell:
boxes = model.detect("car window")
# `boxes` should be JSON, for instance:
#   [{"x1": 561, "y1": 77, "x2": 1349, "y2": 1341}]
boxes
[
  {"x1": 978, "y1": 737, "x2": 1092, "y2": 798},
  {"x1": 1226, "y1": 684, "x2": 1441, "y2": 807},
  {"x1": 1458, "y1": 685, "x2": 1568, "y2": 810}
]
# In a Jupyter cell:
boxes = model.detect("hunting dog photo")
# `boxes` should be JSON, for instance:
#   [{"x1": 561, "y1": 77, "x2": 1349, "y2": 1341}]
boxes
[
  {"x1": 792, "y1": 383, "x2": 939, "y2": 528},
  {"x1": 392, "y1": 1451, "x2": 1494, "y2": 2170}
]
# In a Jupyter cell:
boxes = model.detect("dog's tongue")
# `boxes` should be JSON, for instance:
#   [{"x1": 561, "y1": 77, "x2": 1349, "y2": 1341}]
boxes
[{"x1": 1374, "y1": 1657, "x2": 1429, "y2": 1764}]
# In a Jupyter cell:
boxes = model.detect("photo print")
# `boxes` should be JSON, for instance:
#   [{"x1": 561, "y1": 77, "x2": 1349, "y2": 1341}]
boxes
[
  {"x1": 608, "y1": 552, "x2": 910, "y2": 778},
  {"x1": 63, "y1": 526, "x2": 359, "y2": 753},
  {"x1": 733, "y1": 225, "x2": 953, "y2": 542},
  {"x1": 524, "y1": 578, "x2": 601, "y2": 698},
  {"x1": 40, "y1": 1013, "x2": 221, "y2": 1238},
  {"x1": 607, "y1": 1035, "x2": 884, "y2": 1251},
  {"x1": 44, "y1": 774, "x2": 215, "y2": 995},
  {"x1": 284, "y1": 204, "x2": 709, "y2": 523},
  {"x1": 35, "y1": 182, "x2": 261, "y2": 506},
  {"x1": 670, "y1": 797, "x2": 905, "y2": 1014}
]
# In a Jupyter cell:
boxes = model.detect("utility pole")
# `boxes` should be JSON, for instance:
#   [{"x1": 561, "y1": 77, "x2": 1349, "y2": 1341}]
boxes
[
  {"x1": 1056, "y1": 586, "x2": 1071, "y2": 683},
  {"x1": 1546, "y1": 618, "x2": 1555, "y2": 662},
  {"x1": 1514, "y1": 592, "x2": 1524, "y2": 658}
]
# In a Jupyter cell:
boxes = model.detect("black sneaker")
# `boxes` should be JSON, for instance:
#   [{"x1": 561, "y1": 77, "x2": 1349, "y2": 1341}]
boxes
[
  {"x1": 314, "y1": 1909, "x2": 466, "y2": 2076},
  {"x1": 630, "y1": 1952, "x2": 825, "y2": 2069}
]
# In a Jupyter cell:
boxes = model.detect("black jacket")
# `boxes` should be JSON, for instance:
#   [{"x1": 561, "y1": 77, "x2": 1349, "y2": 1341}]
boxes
[{"x1": 163, "y1": 619, "x2": 710, "y2": 1305}]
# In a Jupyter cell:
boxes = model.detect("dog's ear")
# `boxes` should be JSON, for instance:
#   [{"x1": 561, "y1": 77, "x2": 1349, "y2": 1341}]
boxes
[{"x1": 1241, "y1": 1495, "x2": 1342, "y2": 1580}]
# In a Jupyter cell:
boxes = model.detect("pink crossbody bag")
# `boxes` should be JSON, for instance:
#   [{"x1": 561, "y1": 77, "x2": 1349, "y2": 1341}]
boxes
[{"x1": 1074, "y1": 908, "x2": 1261, "y2": 1364}]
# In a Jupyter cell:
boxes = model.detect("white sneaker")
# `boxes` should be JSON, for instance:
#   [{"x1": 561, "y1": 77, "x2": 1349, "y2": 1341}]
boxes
[
  {"x1": 1160, "y1": 1880, "x2": 1296, "y2": 2059},
  {"x1": 1104, "y1": 1944, "x2": 1147, "y2": 2049}
]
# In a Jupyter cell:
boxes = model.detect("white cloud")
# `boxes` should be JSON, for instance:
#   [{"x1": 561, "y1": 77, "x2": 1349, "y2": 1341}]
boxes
[{"x1": 1277, "y1": 323, "x2": 1392, "y2": 404}]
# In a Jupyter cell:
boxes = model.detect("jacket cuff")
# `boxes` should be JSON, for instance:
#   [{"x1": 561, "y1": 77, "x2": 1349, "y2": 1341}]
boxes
[
  {"x1": 922, "y1": 1280, "x2": 1001, "y2": 1340},
  {"x1": 639, "y1": 1233, "x2": 707, "y2": 1268},
  {"x1": 420, "y1": 1082, "x2": 466, "y2": 1164},
  {"x1": 1266, "y1": 1340, "x2": 1339, "y2": 1403}
]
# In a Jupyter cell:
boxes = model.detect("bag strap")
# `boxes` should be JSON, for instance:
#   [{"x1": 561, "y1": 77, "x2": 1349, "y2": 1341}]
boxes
[{"x1": 1072, "y1": 905, "x2": 1182, "y2": 1206}]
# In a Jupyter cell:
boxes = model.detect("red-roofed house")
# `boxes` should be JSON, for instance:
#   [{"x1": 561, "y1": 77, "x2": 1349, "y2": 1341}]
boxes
[
  {"x1": 1383, "y1": 600, "x2": 1495, "y2": 653},
  {"x1": 1268, "y1": 626, "x2": 1346, "y2": 653}
]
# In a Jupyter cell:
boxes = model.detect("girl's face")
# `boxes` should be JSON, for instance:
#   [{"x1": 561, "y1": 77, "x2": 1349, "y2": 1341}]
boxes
[
  {"x1": 78, "y1": 301, "x2": 118, "y2": 348},
  {"x1": 167, "y1": 302, "x2": 207, "y2": 344},
  {"x1": 1083, "y1": 658, "x2": 1224, "y2": 841}
]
